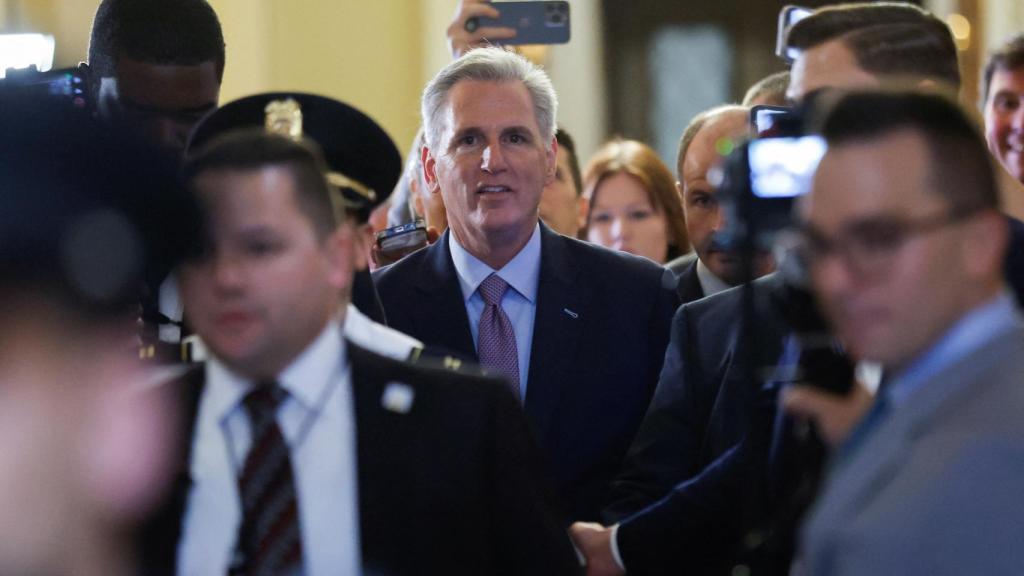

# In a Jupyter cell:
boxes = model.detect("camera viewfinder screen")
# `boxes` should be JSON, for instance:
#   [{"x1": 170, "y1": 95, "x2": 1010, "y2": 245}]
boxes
[{"x1": 749, "y1": 136, "x2": 826, "y2": 199}]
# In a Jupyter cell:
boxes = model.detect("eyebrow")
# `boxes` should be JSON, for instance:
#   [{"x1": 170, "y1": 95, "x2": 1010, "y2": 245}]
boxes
[
  {"x1": 118, "y1": 96, "x2": 217, "y2": 116},
  {"x1": 449, "y1": 125, "x2": 536, "y2": 145},
  {"x1": 992, "y1": 89, "x2": 1022, "y2": 99}
]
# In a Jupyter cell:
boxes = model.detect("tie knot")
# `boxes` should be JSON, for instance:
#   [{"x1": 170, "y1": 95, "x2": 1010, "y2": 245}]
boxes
[
  {"x1": 242, "y1": 382, "x2": 286, "y2": 421},
  {"x1": 478, "y1": 273, "x2": 510, "y2": 306}
]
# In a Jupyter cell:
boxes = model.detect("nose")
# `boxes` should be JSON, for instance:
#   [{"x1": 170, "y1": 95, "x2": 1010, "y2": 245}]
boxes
[
  {"x1": 209, "y1": 253, "x2": 246, "y2": 294},
  {"x1": 610, "y1": 215, "x2": 631, "y2": 243},
  {"x1": 710, "y1": 204, "x2": 726, "y2": 232},
  {"x1": 481, "y1": 142, "x2": 508, "y2": 173},
  {"x1": 1012, "y1": 104, "x2": 1024, "y2": 130},
  {"x1": 147, "y1": 117, "x2": 190, "y2": 159},
  {"x1": 811, "y1": 249, "x2": 855, "y2": 302}
]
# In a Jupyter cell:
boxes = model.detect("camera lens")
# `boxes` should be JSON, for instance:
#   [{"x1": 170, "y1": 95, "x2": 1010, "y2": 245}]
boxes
[{"x1": 464, "y1": 17, "x2": 479, "y2": 33}]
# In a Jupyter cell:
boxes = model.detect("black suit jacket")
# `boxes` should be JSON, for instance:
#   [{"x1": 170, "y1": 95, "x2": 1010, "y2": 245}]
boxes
[
  {"x1": 1006, "y1": 216, "x2": 1024, "y2": 305},
  {"x1": 373, "y1": 224, "x2": 678, "y2": 521},
  {"x1": 603, "y1": 275, "x2": 789, "y2": 574},
  {"x1": 672, "y1": 257, "x2": 705, "y2": 304},
  {"x1": 140, "y1": 342, "x2": 580, "y2": 576}
]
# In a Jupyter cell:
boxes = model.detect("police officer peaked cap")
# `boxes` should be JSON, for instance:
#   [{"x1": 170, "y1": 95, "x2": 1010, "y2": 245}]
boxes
[{"x1": 187, "y1": 92, "x2": 401, "y2": 223}]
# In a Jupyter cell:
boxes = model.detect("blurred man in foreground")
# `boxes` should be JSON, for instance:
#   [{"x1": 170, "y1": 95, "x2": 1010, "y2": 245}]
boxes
[
  {"x1": 0, "y1": 90, "x2": 195, "y2": 576},
  {"x1": 795, "y1": 89, "x2": 1024, "y2": 576}
]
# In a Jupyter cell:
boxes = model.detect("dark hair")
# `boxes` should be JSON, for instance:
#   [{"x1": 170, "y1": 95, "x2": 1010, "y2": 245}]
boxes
[
  {"x1": 817, "y1": 90, "x2": 998, "y2": 213},
  {"x1": 789, "y1": 5, "x2": 959, "y2": 90},
  {"x1": 583, "y1": 138, "x2": 690, "y2": 259},
  {"x1": 786, "y1": 2, "x2": 932, "y2": 51},
  {"x1": 88, "y1": 0, "x2": 226, "y2": 82},
  {"x1": 842, "y1": 23, "x2": 959, "y2": 89},
  {"x1": 981, "y1": 33, "x2": 1024, "y2": 107},
  {"x1": 742, "y1": 71, "x2": 791, "y2": 107},
  {"x1": 555, "y1": 127, "x2": 583, "y2": 197},
  {"x1": 185, "y1": 130, "x2": 339, "y2": 237}
]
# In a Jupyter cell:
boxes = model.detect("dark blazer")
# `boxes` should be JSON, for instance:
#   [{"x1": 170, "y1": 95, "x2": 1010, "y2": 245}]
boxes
[
  {"x1": 602, "y1": 275, "x2": 790, "y2": 574},
  {"x1": 373, "y1": 224, "x2": 678, "y2": 521},
  {"x1": 1005, "y1": 215, "x2": 1024, "y2": 305},
  {"x1": 604, "y1": 275, "x2": 787, "y2": 520},
  {"x1": 140, "y1": 342, "x2": 580, "y2": 576},
  {"x1": 670, "y1": 256, "x2": 705, "y2": 304}
]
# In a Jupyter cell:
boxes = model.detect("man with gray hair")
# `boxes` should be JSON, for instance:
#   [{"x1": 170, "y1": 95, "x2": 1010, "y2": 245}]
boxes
[{"x1": 375, "y1": 47, "x2": 678, "y2": 521}]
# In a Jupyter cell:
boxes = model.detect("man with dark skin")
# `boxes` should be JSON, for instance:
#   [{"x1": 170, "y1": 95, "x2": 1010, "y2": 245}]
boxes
[{"x1": 85, "y1": 0, "x2": 225, "y2": 159}]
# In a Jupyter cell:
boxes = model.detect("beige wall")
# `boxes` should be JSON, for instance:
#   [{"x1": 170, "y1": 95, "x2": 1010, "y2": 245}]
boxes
[
  {"x1": 983, "y1": 0, "x2": 1024, "y2": 52},
  {"x1": 209, "y1": 0, "x2": 426, "y2": 155},
  {"x1": 10, "y1": 0, "x2": 95, "y2": 67}
]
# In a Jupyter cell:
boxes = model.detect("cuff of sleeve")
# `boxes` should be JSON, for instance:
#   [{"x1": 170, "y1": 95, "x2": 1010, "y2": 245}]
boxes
[{"x1": 610, "y1": 523, "x2": 626, "y2": 571}]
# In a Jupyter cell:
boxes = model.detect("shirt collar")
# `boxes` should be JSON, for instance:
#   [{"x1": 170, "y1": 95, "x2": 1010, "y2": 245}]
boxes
[
  {"x1": 696, "y1": 257, "x2": 732, "y2": 297},
  {"x1": 886, "y1": 290, "x2": 1021, "y2": 406},
  {"x1": 206, "y1": 318, "x2": 345, "y2": 421},
  {"x1": 449, "y1": 223, "x2": 541, "y2": 303}
]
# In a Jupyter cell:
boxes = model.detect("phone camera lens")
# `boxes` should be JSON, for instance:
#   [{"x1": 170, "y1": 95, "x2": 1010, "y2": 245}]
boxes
[{"x1": 464, "y1": 17, "x2": 479, "y2": 32}]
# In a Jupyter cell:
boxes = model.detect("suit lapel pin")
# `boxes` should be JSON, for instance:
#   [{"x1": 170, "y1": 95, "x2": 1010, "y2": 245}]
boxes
[
  {"x1": 382, "y1": 382, "x2": 415, "y2": 414},
  {"x1": 563, "y1": 308, "x2": 579, "y2": 319}
]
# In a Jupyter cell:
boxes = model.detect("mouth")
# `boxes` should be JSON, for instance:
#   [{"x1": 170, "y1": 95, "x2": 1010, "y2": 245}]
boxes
[
  {"x1": 706, "y1": 248, "x2": 738, "y2": 262},
  {"x1": 477, "y1": 184, "x2": 513, "y2": 195},
  {"x1": 214, "y1": 310, "x2": 258, "y2": 330}
]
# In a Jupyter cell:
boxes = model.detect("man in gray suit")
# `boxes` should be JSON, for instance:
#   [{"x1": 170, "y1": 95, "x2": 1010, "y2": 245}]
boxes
[{"x1": 793, "y1": 90, "x2": 1024, "y2": 574}]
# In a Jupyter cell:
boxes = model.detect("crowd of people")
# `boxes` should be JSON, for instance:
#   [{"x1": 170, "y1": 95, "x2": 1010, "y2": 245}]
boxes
[{"x1": 2, "y1": 0, "x2": 1024, "y2": 574}]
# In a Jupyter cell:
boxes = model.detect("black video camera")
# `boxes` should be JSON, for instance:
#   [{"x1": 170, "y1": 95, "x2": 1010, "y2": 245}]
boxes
[
  {"x1": 718, "y1": 107, "x2": 854, "y2": 395},
  {"x1": 1, "y1": 65, "x2": 92, "y2": 113}
]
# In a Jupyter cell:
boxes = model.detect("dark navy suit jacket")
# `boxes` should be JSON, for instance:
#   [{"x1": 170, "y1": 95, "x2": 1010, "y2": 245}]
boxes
[
  {"x1": 373, "y1": 223, "x2": 678, "y2": 521},
  {"x1": 666, "y1": 253, "x2": 704, "y2": 305}
]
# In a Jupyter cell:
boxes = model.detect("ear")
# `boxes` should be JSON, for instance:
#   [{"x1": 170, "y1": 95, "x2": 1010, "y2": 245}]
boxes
[
  {"x1": 422, "y1": 144, "x2": 442, "y2": 195},
  {"x1": 544, "y1": 136, "x2": 558, "y2": 186}
]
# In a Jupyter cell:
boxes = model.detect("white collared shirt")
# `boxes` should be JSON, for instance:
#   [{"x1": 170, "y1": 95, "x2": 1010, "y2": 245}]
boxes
[
  {"x1": 177, "y1": 320, "x2": 361, "y2": 575},
  {"x1": 696, "y1": 258, "x2": 732, "y2": 298},
  {"x1": 449, "y1": 224, "x2": 541, "y2": 401}
]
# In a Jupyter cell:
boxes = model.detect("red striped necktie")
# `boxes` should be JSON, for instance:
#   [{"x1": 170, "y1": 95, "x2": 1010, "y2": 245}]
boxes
[{"x1": 232, "y1": 382, "x2": 305, "y2": 576}]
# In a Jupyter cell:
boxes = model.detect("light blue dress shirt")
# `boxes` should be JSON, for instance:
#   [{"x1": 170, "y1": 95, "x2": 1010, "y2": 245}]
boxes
[
  {"x1": 449, "y1": 224, "x2": 541, "y2": 401},
  {"x1": 885, "y1": 290, "x2": 1021, "y2": 408},
  {"x1": 178, "y1": 319, "x2": 361, "y2": 576}
]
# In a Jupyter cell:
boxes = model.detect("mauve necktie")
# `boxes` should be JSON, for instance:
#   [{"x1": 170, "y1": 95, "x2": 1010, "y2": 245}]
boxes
[
  {"x1": 233, "y1": 383, "x2": 305, "y2": 576},
  {"x1": 477, "y1": 273, "x2": 521, "y2": 397}
]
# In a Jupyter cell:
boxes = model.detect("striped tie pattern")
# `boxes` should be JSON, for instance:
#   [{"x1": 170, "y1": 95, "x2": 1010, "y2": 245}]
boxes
[
  {"x1": 234, "y1": 383, "x2": 305, "y2": 576},
  {"x1": 477, "y1": 273, "x2": 520, "y2": 397}
]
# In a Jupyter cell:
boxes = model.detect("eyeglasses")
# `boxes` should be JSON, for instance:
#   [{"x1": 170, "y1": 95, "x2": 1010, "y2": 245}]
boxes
[{"x1": 798, "y1": 210, "x2": 974, "y2": 276}]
